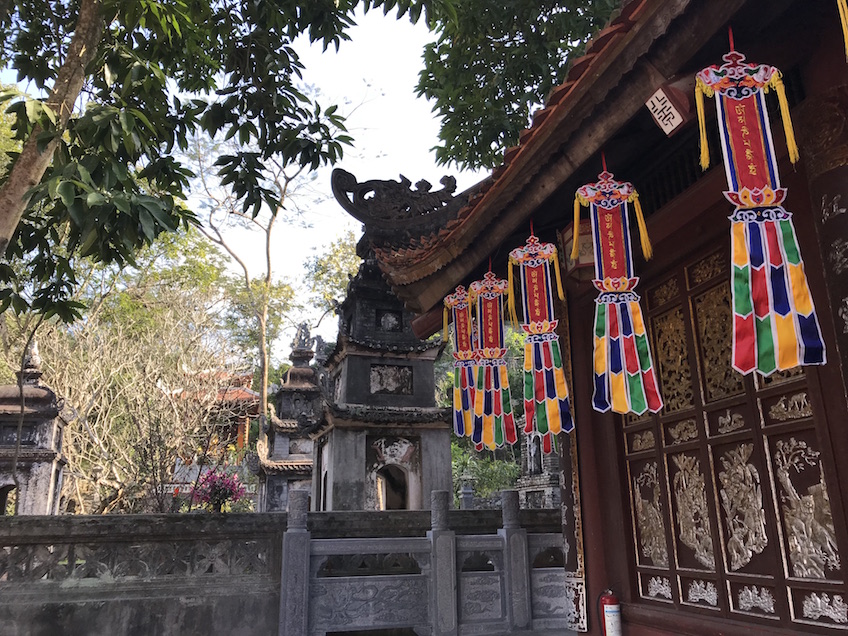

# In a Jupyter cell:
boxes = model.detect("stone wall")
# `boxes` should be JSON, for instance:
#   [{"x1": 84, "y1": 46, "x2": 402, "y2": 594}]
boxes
[{"x1": 0, "y1": 497, "x2": 574, "y2": 636}]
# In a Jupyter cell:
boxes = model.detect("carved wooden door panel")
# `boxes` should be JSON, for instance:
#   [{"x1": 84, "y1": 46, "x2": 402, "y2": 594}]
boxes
[{"x1": 624, "y1": 247, "x2": 847, "y2": 631}]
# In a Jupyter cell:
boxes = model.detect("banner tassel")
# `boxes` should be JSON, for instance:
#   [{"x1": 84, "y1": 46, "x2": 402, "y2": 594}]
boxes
[
  {"x1": 570, "y1": 194, "x2": 582, "y2": 262},
  {"x1": 695, "y1": 80, "x2": 711, "y2": 170},
  {"x1": 768, "y1": 73, "x2": 800, "y2": 164},
  {"x1": 443, "y1": 306, "x2": 449, "y2": 344},
  {"x1": 507, "y1": 260, "x2": 520, "y2": 327},
  {"x1": 552, "y1": 248, "x2": 566, "y2": 301},
  {"x1": 631, "y1": 193, "x2": 653, "y2": 261}
]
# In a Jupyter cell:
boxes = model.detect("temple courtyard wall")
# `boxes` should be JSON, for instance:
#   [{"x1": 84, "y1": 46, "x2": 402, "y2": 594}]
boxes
[{"x1": 0, "y1": 491, "x2": 575, "y2": 636}]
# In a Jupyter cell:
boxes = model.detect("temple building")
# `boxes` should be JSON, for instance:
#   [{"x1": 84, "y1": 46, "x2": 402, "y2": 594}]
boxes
[{"x1": 330, "y1": 1, "x2": 848, "y2": 633}]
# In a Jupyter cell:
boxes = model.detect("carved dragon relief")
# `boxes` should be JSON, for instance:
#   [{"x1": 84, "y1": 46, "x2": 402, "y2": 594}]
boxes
[
  {"x1": 718, "y1": 444, "x2": 768, "y2": 571},
  {"x1": 331, "y1": 168, "x2": 470, "y2": 245}
]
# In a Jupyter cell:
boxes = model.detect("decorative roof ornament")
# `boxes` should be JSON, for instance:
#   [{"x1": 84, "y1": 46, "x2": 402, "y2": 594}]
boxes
[{"x1": 331, "y1": 168, "x2": 469, "y2": 246}]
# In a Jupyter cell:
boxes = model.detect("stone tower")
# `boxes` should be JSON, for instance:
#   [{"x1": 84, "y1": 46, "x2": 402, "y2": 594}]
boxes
[
  {"x1": 0, "y1": 341, "x2": 65, "y2": 515},
  {"x1": 311, "y1": 253, "x2": 451, "y2": 511},
  {"x1": 252, "y1": 325, "x2": 317, "y2": 512}
]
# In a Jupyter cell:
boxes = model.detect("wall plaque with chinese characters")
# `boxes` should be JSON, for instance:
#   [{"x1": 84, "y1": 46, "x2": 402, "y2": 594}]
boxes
[{"x1": 646, "y1": 88, "x2": 685, "y2": 135}]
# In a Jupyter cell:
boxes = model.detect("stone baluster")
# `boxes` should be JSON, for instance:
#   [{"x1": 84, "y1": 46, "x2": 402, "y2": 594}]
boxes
[
  {"x1": 499, "y1": 489, "x2": 532, "y2": 630},
  {"x1": 429, "y1": 490, "x2": 458, "y2": 635},
  {"x1": 279, "y1": 489, "x2": 310, "y2": 636}
]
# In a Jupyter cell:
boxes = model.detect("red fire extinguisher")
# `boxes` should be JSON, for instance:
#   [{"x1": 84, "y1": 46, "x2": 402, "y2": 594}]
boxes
[{"x1": 599, "y1": 588, "x2": 622, "y2": 636}]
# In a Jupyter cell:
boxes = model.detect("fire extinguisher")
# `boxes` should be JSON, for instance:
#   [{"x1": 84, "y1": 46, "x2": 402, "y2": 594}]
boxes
[{"x1": 599, "y1": 588, "x2": 622, "y2": 636}]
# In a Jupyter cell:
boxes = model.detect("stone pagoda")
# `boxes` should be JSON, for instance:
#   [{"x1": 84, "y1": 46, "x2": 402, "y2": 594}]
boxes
[
  {"x1": 0, "y1": 341, "x2": 65, "y2": 515},
  {"x1": 310, "y1": 251, "x2": 451, "y2": 511},
  {"x1": 252, "y1": 325, "x2": 317, "y2": 512}
]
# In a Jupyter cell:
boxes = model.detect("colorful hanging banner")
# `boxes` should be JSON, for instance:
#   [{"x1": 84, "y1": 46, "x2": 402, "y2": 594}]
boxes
[
  {"x1": 468, "y1": 272, "x2": 518, "y2": 450},
  {"x1": 572, "y1": 170, "x2": 663, "y2": 415},
  {"x1": 444, "y1": 285, "x2": 477, "y2": 437},
  {"x1": 696, "y1": 50, "x2": 826, "y2": 375},
  {"x1": 508, "y1": 234, "x2": 572, "y2": 453}
]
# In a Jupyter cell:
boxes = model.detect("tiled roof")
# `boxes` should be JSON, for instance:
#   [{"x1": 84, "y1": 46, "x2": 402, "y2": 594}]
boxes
[{"x1": 363, "y1": 0, "x2": 715, "y2": 315}]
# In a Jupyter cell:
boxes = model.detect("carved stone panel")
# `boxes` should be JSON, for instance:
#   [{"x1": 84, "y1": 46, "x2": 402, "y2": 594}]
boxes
[
  {"x1": 369, "y1": 364, "x2": 413, "y2": 395},
  {"x1": 309, "y1": 576, "x2": 429, "y2": 632},
  {"x1": 692, "y1": 283, "x2": 744, "y2": 403},
  {"x1": 630, "y1": 461, "x2": 669, "y2": 568},
  {"x1": 716, "y1": 443, "x2": 768, "y2": 572},
  {"x1": 652, "y1": 307, "x2": 694, "y2": 413},
  {"x1": 669, "y1": 453, "x2": 715, "y2": 571},
  {"x1": 770, "y1": 435, "x2": 841, "y2": 580},
  {"x1": 459, "y1": 573, "x2": 505, "y2": 622}
]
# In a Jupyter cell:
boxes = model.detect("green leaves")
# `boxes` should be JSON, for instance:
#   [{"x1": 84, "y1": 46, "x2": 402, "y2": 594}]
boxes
[{"x1": 418, "y1": 0, "x2": 619, "y2": 169}]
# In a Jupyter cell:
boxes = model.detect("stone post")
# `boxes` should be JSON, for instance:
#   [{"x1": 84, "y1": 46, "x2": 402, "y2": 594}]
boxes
[
  {"x1": 279, "y1": 489, "x2": 310, "y2": 636},
  {"x1": 499, "y1": 489, "x2": 532, "y2": 630},
  {"x1": 428, "y1": 490, "x2": 457, "y2": 635}
]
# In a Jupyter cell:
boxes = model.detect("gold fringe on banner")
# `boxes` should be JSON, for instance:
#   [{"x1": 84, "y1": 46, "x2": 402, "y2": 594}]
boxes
[
  {"x1": 570, "y1": 194, "x2": 582, "y2": 262},
  {"x1": 630, "y1": 193, "x2": 653, "y2": 261},
  {"x1": 767, "y1": 73, "x2": 800, "y2": 164},
  {"x1": 695, "y1": 79, "x2": 711, "y2": 170}
]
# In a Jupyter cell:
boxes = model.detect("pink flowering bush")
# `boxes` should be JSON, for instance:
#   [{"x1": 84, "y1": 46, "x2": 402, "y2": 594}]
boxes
[{"x1": 191, "y1": 470, "x2": 246, "y2": 512}]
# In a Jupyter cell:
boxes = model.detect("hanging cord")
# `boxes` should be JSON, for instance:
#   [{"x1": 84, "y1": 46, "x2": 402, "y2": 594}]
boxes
[
  {"x1": 570, "y1": 194, "x2": 583, "y2": 262},
  {"x1": 443, "y1": 305, "x2": 450, "y2": 344}
]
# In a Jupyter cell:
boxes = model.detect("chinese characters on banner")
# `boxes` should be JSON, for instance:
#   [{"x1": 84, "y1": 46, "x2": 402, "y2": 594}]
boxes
[
  {"x1": 508, "y1": 235, "x2": 572, "y2": 454},
  {"x1": 572, "y1": 171, "x2": 663, "y2": 415},
  {"x1": 468, "y1": 272, "x2": 518, "y2": 450},
  {"x1": 696, "y1": 51, "x2": 825, "y2": 375},
  {"x1": 443, "y1": 285, "x2": 477, "y2": 437}
]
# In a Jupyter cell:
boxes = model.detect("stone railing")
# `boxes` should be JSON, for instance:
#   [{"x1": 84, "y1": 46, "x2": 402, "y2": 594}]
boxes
[{"x1": 0, "y1": 493, "x2": 576, "y2": 636}]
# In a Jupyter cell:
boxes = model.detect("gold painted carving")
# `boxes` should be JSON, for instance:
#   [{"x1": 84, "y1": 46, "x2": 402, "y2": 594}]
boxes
[
  {"x1": 688, "y1": 252, "x2": 724, "y2": 287},
  {"x1": 647, "y1": 576, "x2": 672, "y2": 599},
  {"x1": 672, "y1": 454, "x2": 715, "y2": 570},
  {"x1": 774, "y1": 438, "x2": 840, "y2": 579},
  {"x1": 759, "y1": 365, "x2": 803, "y2": 388},
  {"x1": 769, "y1": 392, "x2": 812, "y2": 421},
  {"x1": 633, "y1": 462, "x2": 669, "y2": 568},
  {"x1": 717, "y1": 409, "x2": 745, "y2": 434},
  {"x1": 631, "y1": 430, "x2": 656, "y2": 452},
  {"x1": 650, "y1": 277, "x2": 679, "y2": 308},
  {"x1": 653, "y1": 307, "x2": 693, "y2": 412},
  {"x1": 718, "y1": 444, "x2": 768, "y2": 571},
  {"x1": 667, "y1": 419, "x2": 698, "y2": 445},
  {"x1": 803, "y1": 592, "x2": 848, "y2": 624},
  {"x1": 738, "y1": 586, "x2": 775, "y2": 614},
  {"x1": 694, "y1": 284, "x2": 744, "y2": 402},
  {"x1": 687, "y1": 580, "x2": 718, "y2": 606}
]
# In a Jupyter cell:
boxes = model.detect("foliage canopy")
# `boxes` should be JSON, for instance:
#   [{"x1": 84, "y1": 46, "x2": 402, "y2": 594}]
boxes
[{"x1": 417, "y1": 0, "x2": 619, "y2": 169}]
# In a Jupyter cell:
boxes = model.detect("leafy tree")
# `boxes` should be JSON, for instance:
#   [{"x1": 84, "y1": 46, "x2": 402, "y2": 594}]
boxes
[
  {"x1": 0, "y1": 229, "x2": 252, "y2": 513},
  {"x1": 304, "y1": 229, "x2": 361, "y2": 315},
  {"x1": 0, "y1": 0, "x2": 454, "y2": 320},
  {"x1": 417, "y1": 0, "x2": 619, "y2": 169},
  {"x1": 451, "y1": 439, "x2": 520, "y2": 507}
]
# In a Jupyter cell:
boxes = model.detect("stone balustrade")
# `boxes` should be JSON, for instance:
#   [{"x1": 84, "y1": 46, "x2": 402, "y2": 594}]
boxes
[{"x1": 0, "y1": 492, "x2": 576, "y2": 636}]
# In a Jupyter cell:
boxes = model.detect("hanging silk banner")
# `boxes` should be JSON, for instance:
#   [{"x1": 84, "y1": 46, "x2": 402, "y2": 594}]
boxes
[
  {"x1": 468, "y1": 272, "x2": 518, "y2": 450},
  {"x1": 444, "y1": 285, "x2": 477, "y2": 437},
  {"x1": 572, "y1": 170, "x2": 663, "y2": 415},
  {"x1": 508, "y1": 234, "x2": 572, "y2": 454},
  {"x1": 696, "y1": 50, "x2": 826, "y2": 375}
]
